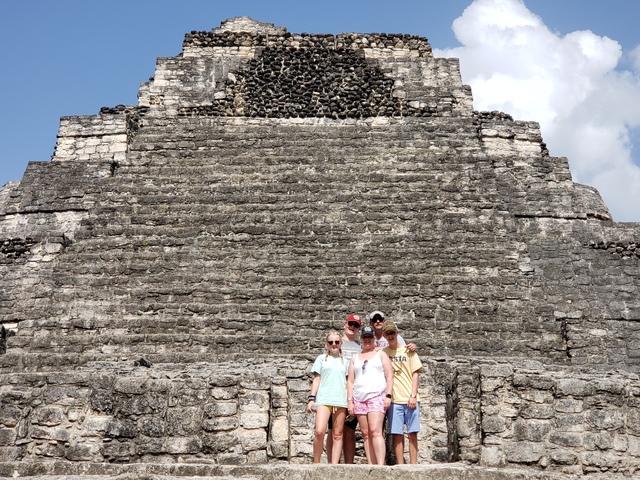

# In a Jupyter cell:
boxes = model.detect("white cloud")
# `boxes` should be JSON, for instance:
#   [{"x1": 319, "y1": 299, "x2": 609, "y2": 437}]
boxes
[{"x1": 435, "y1": 0, "x2": 640, "y2": 221}]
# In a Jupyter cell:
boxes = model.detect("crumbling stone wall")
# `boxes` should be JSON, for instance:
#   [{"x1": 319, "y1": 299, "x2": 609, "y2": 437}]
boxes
[{"x1": 2, "y1": 358, "x2": 639, "y2": 476}]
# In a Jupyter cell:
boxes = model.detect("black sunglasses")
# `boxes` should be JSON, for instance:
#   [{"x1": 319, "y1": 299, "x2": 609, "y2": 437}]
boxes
[
  {"x1": 327, "y1": 340, "x2": 341, "y2": 346},
  {"x1": 362, "y1": 359, "x2": 368, "y2": 373},
  {"x1": 371, "y1": 318, "x2": 385, "y2": 323},
  {"x1": 347, "y1": 322, "x2": 361, "y2": 328}
]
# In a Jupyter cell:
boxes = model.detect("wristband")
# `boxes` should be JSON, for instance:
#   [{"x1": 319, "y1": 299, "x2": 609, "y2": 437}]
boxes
[
  {"x1": 385, "y1": 393, "x2": 392, "y2": 399},
  {"x1": 308, "y1": 395, "x2": 316, "y2": 401}
]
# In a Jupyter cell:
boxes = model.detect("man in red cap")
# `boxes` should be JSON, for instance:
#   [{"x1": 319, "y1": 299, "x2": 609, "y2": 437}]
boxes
[{"x1": 326, "y1": 313, "x2": 362, "y2": 463}]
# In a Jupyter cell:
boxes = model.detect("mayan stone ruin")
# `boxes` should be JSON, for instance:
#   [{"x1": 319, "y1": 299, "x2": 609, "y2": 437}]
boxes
[{"x1": 1, "y1": 17, "x2": 640, "y2": 479}]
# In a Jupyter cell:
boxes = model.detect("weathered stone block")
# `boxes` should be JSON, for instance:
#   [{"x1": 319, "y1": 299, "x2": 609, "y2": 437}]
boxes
[
  {"x1": 480, "y1": 445, "x2": 505, "y2": 466},
  {"x1": 118, "y1": 393, "x2": 166, "y2": 415},
  {"x1": 105, "y1": 419, "x2": 137, "y2": 438},
  {"x1": 239, "y1": 428, "x2": 267, "y2": 452},
  {"x1": 247, "y1": 449, "x2": 268, "y2": 463},
  {"x1": 0, "y1": 406, "x2": 22, "y2": 428},
  {"x1": 31, "y1": 407, "x2": 65, "y2": 426},
  {"x1": 555, "y1": 413, "x2": 584, "y2": 432},
  {"x1": 519, "y1": 402, "x2": 555, "y2": 420},
  {"x1": 138, "y1": 417, "x2": 165, "y2": 437},
  {"x1": 164, "y1": 435, "x2": 202, "y2": 454},
  {"x1": 89, "y1": 390, "x2": 115, "y2": 414},
  {"x1": 0, "y1": 446, "x2": 22, "y2": 462},
  {"x1": 114, "y1": 378, "x2": 147, "y2": 395},
  {"x1": 64, "y1": 442, "x2": 99, "y2": 461},
  {"x1": 582, "y1": 450, "x2": 623, "y2": 470},
  {"x1": 30, "y1": 426, "x2": 70, "y2": 442},
  {"x1": 584, "y1": 432, "x2": 613, "y2": 451},
  {"x1": 166, "y1": 406, "x2": 203, "y2": 435},
  {"x1": 550, "y1": 449, "x2": 578, "y2": 465},
  {"x1": 218, "y1": 452, "x2": 247, "y2": 465},
  {"x1": 202, "y1": 432, "x2": 238, "y2": 453},
  {"x1": 203, "y1": 416, "x2": 239, "y2": 432},
  {"x1": 555, "y1": 378, "x2": 594, "y2": 397},
  {"x1": 503, "y1": 441, "x2": 545, "y2": 463},
  {"x1": 269, "y1": 440, "x2": 289, "y2": 458},
  {"x1": 549, "y1": 432, "x2": 582, "y2": 448},
  {"x1": 481, "y1": 416, "x2": 506, "y2": 433},
  {"x1": 211, "y1": 386, "x2": 238, "y2": 400},
  {"x1": 513, "y1": 419, "x2": 551, "y2": 442},
  {"x1": 204, "y1": 401, "x2": 238, "y2": 417},
  {"x1": 241, "y1": 412, "x2": 269, "y2": 429},
  {"x1": 554, "y1": 398, "x2": 583, "y2": 413},
  {"x1": 0, "y1": 428, "x2": 17, "y2": 446},
  {"x1": 585, "y1": 409, "x2": 624, "y2": 430},
  {"x1": 239, "y1": 391, "x2": 269, "y2": 412}
]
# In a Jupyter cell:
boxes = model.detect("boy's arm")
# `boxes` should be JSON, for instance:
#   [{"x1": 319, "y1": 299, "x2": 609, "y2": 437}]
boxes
[{"x1": 408, "y1": 370, "x2": 419, "y2": 409}]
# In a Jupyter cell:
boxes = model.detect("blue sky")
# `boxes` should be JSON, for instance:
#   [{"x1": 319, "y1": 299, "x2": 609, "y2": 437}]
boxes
[{"x1": 2, "y1": 0, "x2": 639, "y2": 220}]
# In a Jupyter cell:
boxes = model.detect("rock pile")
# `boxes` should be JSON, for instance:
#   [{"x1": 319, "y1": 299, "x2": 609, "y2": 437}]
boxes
[
  {"x1": 179, "y1": 47, "x2": 446, "y2": 118},
  {"x1": 183, "y1": 30, "x2": 433, "y2": 57},
  {"x1": 0, "y1": 237, "x2": 37, "y2": 260}
]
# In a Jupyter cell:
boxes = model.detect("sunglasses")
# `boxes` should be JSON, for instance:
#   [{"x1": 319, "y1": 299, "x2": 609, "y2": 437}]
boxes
[
  {"x1": 362, "y1": 359, "x2": 368, "y2": 373},
  {"x1": 371, "y1": 318, "x2": 385, "y2": 323},
  {"x1": 347, "y1": 322, "x2": 361, "y2": 328},
  {"x1": 327, "y1": 340, "x2": 341, "y2": 346}
]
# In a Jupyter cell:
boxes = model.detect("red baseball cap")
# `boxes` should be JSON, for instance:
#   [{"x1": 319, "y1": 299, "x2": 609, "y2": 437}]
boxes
[{"x1": 346, "y1": 314, "x2": 362, "y2": 326}]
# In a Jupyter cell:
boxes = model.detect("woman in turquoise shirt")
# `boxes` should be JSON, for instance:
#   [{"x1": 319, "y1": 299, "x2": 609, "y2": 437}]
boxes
[{"x1": 306, "y1": 331, "x2": 349, "y2": 463}]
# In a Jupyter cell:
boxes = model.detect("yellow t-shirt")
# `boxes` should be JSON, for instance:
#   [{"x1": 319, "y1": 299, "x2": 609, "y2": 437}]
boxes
[{"x1": 383, "y1": 345, "x2": 423, "y2": 404}]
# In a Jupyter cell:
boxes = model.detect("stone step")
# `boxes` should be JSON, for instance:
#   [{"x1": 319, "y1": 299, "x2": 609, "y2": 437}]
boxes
[
  {"x1": 0, "y1": 461, "x2": 578, "y2": 480},
  {"x1": 0, "y1": 332, "x2": 565, "y2": 374},
  {"x1": 4, "y1": 332, "x2": 320, "y2": 353},
  {"x1": 0, "y1": 351, "x2": 316, "y2": 373}
]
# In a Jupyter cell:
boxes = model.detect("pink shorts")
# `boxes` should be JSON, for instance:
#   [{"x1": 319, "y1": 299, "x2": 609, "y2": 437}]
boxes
[{"x1": 353, "y1": 392, "x2": 386, "y2": 415}]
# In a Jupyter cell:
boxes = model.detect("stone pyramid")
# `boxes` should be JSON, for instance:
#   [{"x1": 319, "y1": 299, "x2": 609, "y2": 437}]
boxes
[{"x1": 1, "y1": 17, "x2": 639, "y2": 478}]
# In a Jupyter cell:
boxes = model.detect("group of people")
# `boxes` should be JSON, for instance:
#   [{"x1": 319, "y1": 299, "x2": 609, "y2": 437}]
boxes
[{"x1": 306, "y1": 311, "x2": 423, "y2": 465}]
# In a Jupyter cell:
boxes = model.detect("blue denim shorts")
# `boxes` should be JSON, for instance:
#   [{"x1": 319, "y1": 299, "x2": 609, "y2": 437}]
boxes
[{"x1": 387, "y1": 402, "x2": 420, "y2": 434}]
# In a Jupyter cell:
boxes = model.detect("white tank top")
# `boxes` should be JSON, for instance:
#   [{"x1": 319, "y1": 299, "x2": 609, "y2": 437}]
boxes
[{"x1": 352, "y1": 351, "x2": 387, "y2": 401}]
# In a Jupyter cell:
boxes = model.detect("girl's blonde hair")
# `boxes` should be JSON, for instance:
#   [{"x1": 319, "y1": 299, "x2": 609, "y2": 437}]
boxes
[{"x1": 325, "y1": 331, "x2": 344, "y2": 363}]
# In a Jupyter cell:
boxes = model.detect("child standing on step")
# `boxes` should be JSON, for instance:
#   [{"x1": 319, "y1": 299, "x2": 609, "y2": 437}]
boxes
[{"x1": 306, "y1": 331, "x2": 349, "y2": 464}]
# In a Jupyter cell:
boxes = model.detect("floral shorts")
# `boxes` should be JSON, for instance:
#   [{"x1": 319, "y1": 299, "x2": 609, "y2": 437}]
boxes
[{"x1": 353, "y1": 392, "x2": 386, "y2": 415}]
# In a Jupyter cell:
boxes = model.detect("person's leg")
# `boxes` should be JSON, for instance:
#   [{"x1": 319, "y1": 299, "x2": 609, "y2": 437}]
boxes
[
  {"x1": 330, "y1": 408, "x2": 346, "y2": 464},
  {"x1": 406, "y1": 403, "x2": 421, "y2": 464},
  {"x1": 343, "y1": 419, "x2": 356, "y2": 464},
  {"x1": 313, "y1": 406, "x2": 331, "y2": 463},
  {"x1": 367, "y1": 411, "x2": 386, "y2": 465},
  {"x1": 325, "y1": 415, "x2": 334, "y2": 463},
  {"x1": 408, "y1": 432, "x2": 418, "y2": 464},
  {"x1": 384, "y1": 412, "x2": 395, "y2": 465},
  {"x1": 357, "y1": 414, "x2": 372, "y2": 464},
  {"x1": 392, "y1": 434, "x2": 405, "y2": 464},
  {"x1": 387, "y1": 403, "x2": 405, "y2": 464}
]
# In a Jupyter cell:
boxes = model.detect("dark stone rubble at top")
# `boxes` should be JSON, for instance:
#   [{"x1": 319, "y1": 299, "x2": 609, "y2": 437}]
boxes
[{"x1": 183, "y1": 29, "x2": 433, "y2": 57}]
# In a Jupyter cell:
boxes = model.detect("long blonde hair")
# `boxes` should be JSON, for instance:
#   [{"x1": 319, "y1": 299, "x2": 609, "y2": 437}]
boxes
[{"x1": 325, "y1": 331, "x2": 344, "y2": 364}]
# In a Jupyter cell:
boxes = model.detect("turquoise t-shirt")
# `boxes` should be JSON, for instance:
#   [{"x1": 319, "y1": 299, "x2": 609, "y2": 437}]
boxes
[{"x1": 311, "y1": 354, "x2": 349, "y2": 408}]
